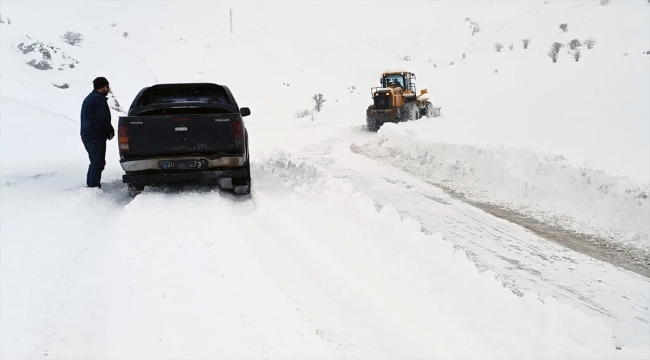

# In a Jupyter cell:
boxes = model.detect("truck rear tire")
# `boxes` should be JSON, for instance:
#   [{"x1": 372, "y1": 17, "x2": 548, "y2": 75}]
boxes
[
  {"x1": 128, "y1": 184, "x2": 145, "y2": 197},
  {"x1": 232, "y1": 161, "x2": 251, "y2": 195},
  {"x1": 231, "y1": 133, "x2": 251, "y2": 195}
]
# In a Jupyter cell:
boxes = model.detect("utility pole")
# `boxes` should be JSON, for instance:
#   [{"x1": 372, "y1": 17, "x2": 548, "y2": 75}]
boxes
[{"x1": 230, "y1": 9, "x2": 233, "y2": 33}]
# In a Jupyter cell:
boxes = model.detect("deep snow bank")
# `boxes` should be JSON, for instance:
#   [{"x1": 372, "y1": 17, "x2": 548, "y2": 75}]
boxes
[{"x1": 373, "y1": 124, "x2": 649, "y2": 251}]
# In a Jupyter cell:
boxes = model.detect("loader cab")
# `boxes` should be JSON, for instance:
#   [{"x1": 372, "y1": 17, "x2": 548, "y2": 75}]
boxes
[{"x1": 381, "y1": 72, "x2": 416, "y2": 94}]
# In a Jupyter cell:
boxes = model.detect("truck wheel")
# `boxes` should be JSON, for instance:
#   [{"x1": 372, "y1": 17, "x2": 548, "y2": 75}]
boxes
[
  {"x1": 232, "y1": 138, "x2": 251, "y2": 195},
  {"x1": 399, "y1": 103, "x2": 418, "y2": 122},
  {"x1": 366, "y1": 116, "x2": 380, "y2": 131},
  {"x1": 232, "y1": 161, "x2": 251, "y2": 195},
  {"x1": 128, "y1": 184, "x2": 144, "y2": 197}
]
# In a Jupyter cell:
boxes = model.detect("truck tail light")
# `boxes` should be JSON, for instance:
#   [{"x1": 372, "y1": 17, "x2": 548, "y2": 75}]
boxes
[
  {"x1": 118, "y1": 125, "x2": 129, "y2": 155},
  {"x1": 232, "y1": 120, "x2": 244, "y2": 152}
]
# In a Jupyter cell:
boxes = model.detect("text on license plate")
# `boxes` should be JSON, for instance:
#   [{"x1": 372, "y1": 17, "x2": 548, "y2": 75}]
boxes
[{"x1": 160, "y1": 160, "x2": 205, "y2": 169}]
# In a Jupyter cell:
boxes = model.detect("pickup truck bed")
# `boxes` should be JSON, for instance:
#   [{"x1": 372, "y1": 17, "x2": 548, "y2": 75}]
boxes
[{"x1": 118, "y1": 83, "x2": 251, "y2": 196}]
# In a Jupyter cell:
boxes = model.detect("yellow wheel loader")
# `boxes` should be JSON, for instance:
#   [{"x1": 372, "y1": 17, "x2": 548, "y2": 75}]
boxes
[{"x1": 366, "y1": 70, "x2": 441, "y2": 131}]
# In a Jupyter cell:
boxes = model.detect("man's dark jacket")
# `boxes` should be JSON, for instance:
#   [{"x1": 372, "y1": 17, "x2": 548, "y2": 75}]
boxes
[{"x1": 80, "y1": 90, "x2": 114, "y2": 138}]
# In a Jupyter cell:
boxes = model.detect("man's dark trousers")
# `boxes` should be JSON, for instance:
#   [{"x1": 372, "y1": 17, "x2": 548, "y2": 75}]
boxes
[{"x1": 81, "y1": 136, "x2": 106, "y2": 188}]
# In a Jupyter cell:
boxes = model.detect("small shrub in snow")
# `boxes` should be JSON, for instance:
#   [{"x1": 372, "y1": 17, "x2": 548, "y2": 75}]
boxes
[
  {"x1": 600, "y1": 0, "x2": 610, "y2": 5},
  {"x1": 573, "y1": 49, "x2": 582, "y2": 61},
  {"x1": 449, "y1": 61, "x2": 454, "y2": 66},
  {"x1": 294, "y1": 108, "x2": 312, "y2": 119},
  {"x1": 552, "y1": 41, "x2": 564, "y2": 53},
  {"x1": 508, "y1": 42, "x2": 514, "y2": 50},
  {"x1": 559, "y1": 23, "x2": 568, "y2": 32},
  {"x1": 312, "y1": 93, "x2": 326, "y2": 112},
  {"x1": 470, "y1": 20, "x2": 480, "y2": 36},
  {"x1": 522, "y1": 38, "x2": 531, "y2": 49},
  {"x1": 433, "y1": 63, "x2": 437, "y2": 68},
  {"x1": 403, "y1": 55, "x2": 411, "y2": 61},
  {"x1": 462, "y1": 53, "x2": 466, "y2": 59},
  {"x1": 7, "y1": 18, "x2": 10, "y2": 25},
  {"x1": 584, "y1": 37, "x2": 596, "y2": 49},
  {"x1": 568, "y1": 39, "x2": 581, "y2": 49},
  {"x1": 111, "y1": 22, "x2": 117, "y2": 27},
  {"x1": 61, "y1": 31, "x2": 83, "y2": 46},
  {"x1": 547, "y1": 45, "x2": 560, "y2": 63},
  {"x1": 494, "y1": 42, "x2": 504, "y2": 52},
  {"x1": 122, "y1": 32, "x2": 129, "y2": 38}
]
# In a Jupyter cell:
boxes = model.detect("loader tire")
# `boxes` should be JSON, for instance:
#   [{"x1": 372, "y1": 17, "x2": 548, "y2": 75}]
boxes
[
  {"x1": 399, "y1": 103, "x2": 419, "y2": 122},
  {"x1": 425, "y1": 101, "x2": 436, "y2": 118},
  {"x1": 366, "y1": 116, "x2": 380, "y2": 131}
]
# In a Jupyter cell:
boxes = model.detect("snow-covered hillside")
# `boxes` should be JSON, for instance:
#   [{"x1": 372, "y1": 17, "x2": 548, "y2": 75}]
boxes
[{"x1": 1, "y1": 1, "x2": 649, "y2": 359}]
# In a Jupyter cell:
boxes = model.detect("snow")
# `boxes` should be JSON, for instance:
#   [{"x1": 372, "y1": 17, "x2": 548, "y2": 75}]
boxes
[{"x1": 1, "y1": 0, "x2": 649, "y2": 359}]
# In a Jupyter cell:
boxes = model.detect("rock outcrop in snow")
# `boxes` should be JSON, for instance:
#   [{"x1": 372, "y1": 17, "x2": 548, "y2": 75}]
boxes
[{"x1": 15, "y1": 36, "x2": 78, "y2": 71}]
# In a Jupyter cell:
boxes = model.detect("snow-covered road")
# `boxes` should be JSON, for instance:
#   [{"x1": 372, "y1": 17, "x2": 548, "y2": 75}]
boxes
[
  {"x1": 293, "y1": 127, "x2": 650, "y2": 349},
  {"x1": 3, "y1": 146, "x2": 648, "y2": 358}
]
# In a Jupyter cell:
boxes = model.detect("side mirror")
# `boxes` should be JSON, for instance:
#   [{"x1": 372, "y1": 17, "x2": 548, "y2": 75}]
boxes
[{"x1": 240, "y1": 107, "x2": 251, "y2": 117}]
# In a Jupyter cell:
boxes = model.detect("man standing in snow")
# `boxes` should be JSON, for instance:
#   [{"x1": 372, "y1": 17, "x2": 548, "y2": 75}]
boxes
[{"x1": 80, "y1": 77, "x2": 114, "y2": 188}]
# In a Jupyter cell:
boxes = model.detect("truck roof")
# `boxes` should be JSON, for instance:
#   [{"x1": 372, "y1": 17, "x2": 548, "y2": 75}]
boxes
[{"x1": 127, "y1": 82, "x2": 240, "y2": 116}]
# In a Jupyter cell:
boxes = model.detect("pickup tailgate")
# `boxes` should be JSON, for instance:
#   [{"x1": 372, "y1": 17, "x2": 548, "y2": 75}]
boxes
[{"x1": 120, "y1": 114, "x2": 241, "y2": 157}]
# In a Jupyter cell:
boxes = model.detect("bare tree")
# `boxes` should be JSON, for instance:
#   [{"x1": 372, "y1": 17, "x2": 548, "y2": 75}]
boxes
[
  {"x1": 494, "y1": 42, "x2": 504, "y2": 52},
  {"x1": 573, "y1": 49, "x2": 582, "y2": 62},
  {"x1": 522, "y1": 38, "x2": 531, "y2": 49},
  {"x1": 584, "y1": 37, "x2": 596, "y2": 49},
  {"x1": 552, "y1": 42, "x2": 564, "y2": 53},
  {"x1": 508, "y1": 42, "x2": 514, "y2": 50},
  {"x1": 61, "y1": 31, "x2": 84, "y2": 46},
  {"x1": 312, "y1": 93, "x2": 326, "y2": 112},
  {"x1": 559, "y1": 23, "x2": 568, "y2": 32}
]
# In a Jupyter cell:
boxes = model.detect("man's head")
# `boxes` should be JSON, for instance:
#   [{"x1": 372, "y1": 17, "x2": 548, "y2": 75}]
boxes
[{"x1": 93, "y1": 77, "x2": 110, "y2": 95}]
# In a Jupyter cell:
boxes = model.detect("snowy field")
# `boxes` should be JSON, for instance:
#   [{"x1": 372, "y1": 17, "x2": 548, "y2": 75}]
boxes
[{"x1": 1, "y1": 1, "x2": 649, "y2": 359}]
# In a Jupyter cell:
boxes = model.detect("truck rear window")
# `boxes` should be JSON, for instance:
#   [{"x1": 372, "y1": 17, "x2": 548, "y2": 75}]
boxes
[
  {"x1": 138, "y1": 84, "x2": 233, "y2": 106},
  {"x1": 136, "y1": 107, "x2": 233, "y2": 116}
]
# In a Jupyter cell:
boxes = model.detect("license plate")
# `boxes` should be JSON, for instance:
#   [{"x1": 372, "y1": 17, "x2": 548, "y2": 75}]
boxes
[{"x1": 160, "y1": 160, "x2": 205, "y2": 170}]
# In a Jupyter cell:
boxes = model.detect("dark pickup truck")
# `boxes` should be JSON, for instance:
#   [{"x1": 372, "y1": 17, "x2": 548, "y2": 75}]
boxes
[{"x1": 117, "y1": 82, "x2": 251, "y2": 197}]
